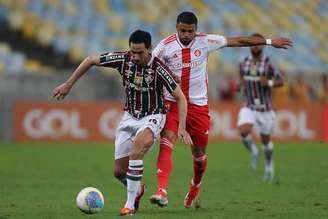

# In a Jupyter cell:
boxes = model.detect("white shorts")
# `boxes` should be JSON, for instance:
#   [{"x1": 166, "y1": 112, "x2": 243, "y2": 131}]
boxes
[
  {"x1": 237, "y1": 107, "x2": 276, "y2": 135},
  {"x1": 114, "y1": 112, "x2": 166, "y2": 160}
]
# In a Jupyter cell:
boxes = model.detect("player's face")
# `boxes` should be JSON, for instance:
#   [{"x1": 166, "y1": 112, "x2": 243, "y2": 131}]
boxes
[
  {"x1": 250, "y1": 45, "x2": 264, "y2": 57},
  {"x1": 129, "y1": 42, "x2": 151, "y2": 66},
  {"x1": 176, "y1": 23, "x2": 197, "y2": 46}
]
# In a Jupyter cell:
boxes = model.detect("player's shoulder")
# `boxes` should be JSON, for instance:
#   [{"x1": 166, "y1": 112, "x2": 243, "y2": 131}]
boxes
[
  {"x1": 162, "y1": 33, "x2": 178, "y2": 45},
  {"x1": 153, "y1": 56, "x2": 167, "y2": 68},
  {"x1": 195, "y1": 32, "x2": 207, "y2": 37},
  {"x1": 100, "y1": 51, "x2": 128, "y2": 63},
  {"x1": 105, "y1": 51, "x2": 129, "y2": 58}
]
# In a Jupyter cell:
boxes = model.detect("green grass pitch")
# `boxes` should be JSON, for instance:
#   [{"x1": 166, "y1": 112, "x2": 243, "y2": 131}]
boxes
[{"x1": 0, "y1": 141, "x2": 327, "y2": 219}]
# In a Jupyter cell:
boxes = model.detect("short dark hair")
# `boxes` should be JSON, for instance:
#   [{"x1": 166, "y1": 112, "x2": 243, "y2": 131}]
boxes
[
  {"x1": 177, "y1": 11, "x2": 198, "y2": 25},
  {"x1": 129, "y1": 30, "x2": 152, "y2": 49},
  {"x1": 251, "y1": 33, "x2": 265, "y2": 39}
]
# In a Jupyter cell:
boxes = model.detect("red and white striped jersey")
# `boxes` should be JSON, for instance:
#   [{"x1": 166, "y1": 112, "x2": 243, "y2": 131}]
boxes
[{"x1": 153, "y1": 33, "x2": 227, "y2": 105}]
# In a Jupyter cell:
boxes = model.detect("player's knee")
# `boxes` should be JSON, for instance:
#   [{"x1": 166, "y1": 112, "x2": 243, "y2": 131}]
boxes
[
  {"x1": 192, "y1": 145, "x2": 206, "y2": 157},
  {"x1": 261, "y1": 135, "x2": 271, "y2": 145},
  {"x1": 130, "y1": 141, "x2": 152, "y2": 159},
  {"x1": 161, "y1": 130, "x2": 178, "y2": 144},
  {"x1": 238, "y1": 124, "x2": 252, "y2": 137},
  {"x1": 240, "y1": 132, "x2": 249, "y2": 138}
]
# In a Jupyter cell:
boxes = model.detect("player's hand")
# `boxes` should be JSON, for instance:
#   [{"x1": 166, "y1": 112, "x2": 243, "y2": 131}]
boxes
[
  {"x1": 178, "y1": 128, "x2": 193, "y2": 145},
  {"x1": 52, "y1": 82, "x2": 72, "y2": 101},
  {"x1": 271, "y1": 38, "x2": 293, "y2": 49}
]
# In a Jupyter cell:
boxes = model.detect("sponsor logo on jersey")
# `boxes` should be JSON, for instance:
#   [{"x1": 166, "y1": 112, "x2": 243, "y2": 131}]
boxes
[
  {"x1": 134, "y1": 75, "x2": 143, "y2": 86},
  {"x1": 172, "y1": 60, "x2": 202, "y2": 69},
  {"x1": 106, "y1": 54, "x2": 125, "y2": 61}
]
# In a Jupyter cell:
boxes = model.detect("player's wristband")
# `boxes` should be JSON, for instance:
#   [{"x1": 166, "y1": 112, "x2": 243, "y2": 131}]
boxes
[
  {"x1": 266, "y1": 39, "x2": 272, "y2": 45},
  {"x1": 268, "y1": 80, "x2": 274, "y2": 87}
]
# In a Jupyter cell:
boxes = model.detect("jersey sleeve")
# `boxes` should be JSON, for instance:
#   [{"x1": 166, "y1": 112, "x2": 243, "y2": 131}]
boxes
[
  {"x1": 99, "y1": 52, "x2": 125, "y2": 72},
  {"x1": 206, "y1": 34, "x2": 227, "y2": 53},
  {"x1": 156, "y1": 62, "x2": 178, "y2": 94}
]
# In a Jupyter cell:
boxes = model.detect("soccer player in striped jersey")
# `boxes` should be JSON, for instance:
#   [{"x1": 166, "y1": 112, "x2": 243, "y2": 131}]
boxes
[
  {"x1": 150, "y1": 12, "x2": 292, "y2": 208},
  {"x1": 53, "y1": 30, "x2": 193, "y2": 216},
  {"x1": 237, "y1": 33, "x2": 284, "y2": 181}
]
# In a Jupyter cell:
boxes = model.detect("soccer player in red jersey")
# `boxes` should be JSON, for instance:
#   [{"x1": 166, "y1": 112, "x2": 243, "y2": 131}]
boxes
[
  {"x1": 150, "y1": 12, "x2": 292, "y2": 208},
  {"x1": 53, "y1": 30, "x2": 192, "y2": 216}
]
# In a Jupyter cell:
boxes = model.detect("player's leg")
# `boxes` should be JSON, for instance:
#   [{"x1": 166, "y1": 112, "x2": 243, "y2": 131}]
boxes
[
  {"x1": 114, "y1": 121, "x2": 145, "y2": 214},
  {"x1": 260, "y1": 134, "x2": 274, "y2": 181},
  {"x1": 151, "y1": 101, "x2": 179, "y2": 207},
  {"x1": 114, "y1": 156, "x2": 129, "y2": 186},
  {"x1": 184, "y1": 104, "x2": 209, "y2": 208},
  {"x1": 237, "y1": 107, "x2": 259, "y2": 169},
  {"x1": 114, "y1": 118, "x2": 133, "y2": 186},
  {"x1": 121, "y1": 114, "x2": 165, "y2": 215},
  {"x1": 258, "y1": 111, "x2": 276, "y2": 182},
  {"x1": 150, "y1": 129, "x2": 177, "y2": 207},
  {"x1": 121, "y1": 128, "x2": 154, "y2": 213},
  {"x1": 184, "y1": 135, "x2": 207, "y2": 208}
]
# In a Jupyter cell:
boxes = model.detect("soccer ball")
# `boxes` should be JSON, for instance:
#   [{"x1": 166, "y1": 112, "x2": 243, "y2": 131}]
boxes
[{"x1": 76, "y1": 187, "x2": 104, "y2": 214}]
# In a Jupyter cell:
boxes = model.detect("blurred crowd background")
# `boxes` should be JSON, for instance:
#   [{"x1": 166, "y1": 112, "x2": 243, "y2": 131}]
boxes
[{"x1": 0, "y1": 0, "x2": 327, "y2": 103}]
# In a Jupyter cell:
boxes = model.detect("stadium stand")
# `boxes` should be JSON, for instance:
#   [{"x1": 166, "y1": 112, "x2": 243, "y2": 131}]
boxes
[{"x1": 0, "y1": 0, "x2": 327, "y2": 74}]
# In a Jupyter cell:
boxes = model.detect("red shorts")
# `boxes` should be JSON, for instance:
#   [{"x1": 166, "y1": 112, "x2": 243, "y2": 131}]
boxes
[{"x1": 164, "y1": 100, "x2": 210, "y2": 147}]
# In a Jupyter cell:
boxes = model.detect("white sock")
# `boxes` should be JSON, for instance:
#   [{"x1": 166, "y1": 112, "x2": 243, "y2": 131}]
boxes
[
  {"x1": 125, "y1": 160, "x2": 143, "y2": 209},
  {"x1": 242, "y1": 135, "x2": 258, "y2": 155},
  {"x1": 263, "y1": 141, "x2": 274, "y2": 169}
]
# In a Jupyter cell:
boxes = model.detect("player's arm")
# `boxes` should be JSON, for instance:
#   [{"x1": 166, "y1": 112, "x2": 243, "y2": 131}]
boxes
[
  {"x1": 171, "y1": 85, "x2": 193, "y2": 145},
  {"x1": 53, "y1": 53, "x2": 101, "y2": 101},
  {"x1": 156, "y1": 62, "x2": 192, "y2": 145},
  {"x1": 260, "y1": 63, "x2": 284, "y2": 88},
  {"x1": 260, "y1": 75, "x2": 284, "y2": 88},
  {"x1": 226, "y1": 36, "x2": 292, "y2": 49}
]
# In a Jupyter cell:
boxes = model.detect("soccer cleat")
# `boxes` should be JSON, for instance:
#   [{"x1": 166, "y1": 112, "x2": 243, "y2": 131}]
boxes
[
  {"x1": 184, "y1": 184, "x2": 200, "y2": 208},
  {"x1": 119, "y1": 207, "x2": 135, "y2": 216},
  {"x1": 149, "y1": 189, "x2": 168, "y2": 207},
  {"x1": 134, "y1": 184, "x2": 146, "y2": 211}
]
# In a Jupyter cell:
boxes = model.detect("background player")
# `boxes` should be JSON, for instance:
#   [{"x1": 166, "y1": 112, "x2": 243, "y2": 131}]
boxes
[
  {"x1": 53, "y1": 30, "x2": 192, "y2": 215},
  {"x1": 150, "y1": 12, "x2": 292, "y2": 208},
  {"x1": 237, "y1": 33, "x2": 284, "y2": 181}
]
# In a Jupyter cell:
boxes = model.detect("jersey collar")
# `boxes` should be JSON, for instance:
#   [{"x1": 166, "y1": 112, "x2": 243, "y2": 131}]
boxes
[{"x1": 176, "y1": 33, "x2": 195, "y2": 49}]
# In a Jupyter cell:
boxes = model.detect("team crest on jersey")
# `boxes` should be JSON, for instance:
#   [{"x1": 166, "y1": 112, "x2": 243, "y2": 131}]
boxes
[
  {"x1": 144, "y1": 69, "x2": 154, "y2": 84},
  {"x1": 194, "y1": 49, "x2": 201, "y2": 57},
  {"x1": 134, "y1": 75, "x2": 143, "y2": 86}
]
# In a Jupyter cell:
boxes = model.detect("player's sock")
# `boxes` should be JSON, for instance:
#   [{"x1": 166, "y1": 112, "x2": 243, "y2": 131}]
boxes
[
  {"x1": 263, "y1": 141, "x2": 274, "y2": 169},
  {"x1": 156, "y1": 138, "x2": 173, "y2": 191},
  {"x1": 242, "y1": 135, "x2": 258, "y2": 156},
  {"x1": 117, "y1": 177, "x2": 144, "y2": 195},
  {"x1": 192, "y1": 154, "x2": 208, "y2": 186},
  {"x1": 125, "y1": 160, "x2": 143, "y2": 209}
]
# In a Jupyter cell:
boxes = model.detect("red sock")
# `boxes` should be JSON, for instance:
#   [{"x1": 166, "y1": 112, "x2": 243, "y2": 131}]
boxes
[
  {"x1": 192, "y1": 154, "x2": 208, "y2": 186},
  {"x1": 156, "y1": 138, "x2": 174, "y2": 191}
]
